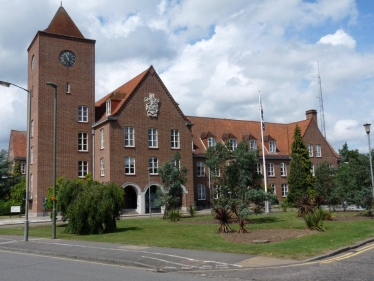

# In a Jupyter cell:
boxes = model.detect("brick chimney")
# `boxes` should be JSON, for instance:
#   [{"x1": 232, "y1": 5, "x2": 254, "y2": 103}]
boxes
[{"x1": 306, "y1": 109, "x2": 317, "y2": 124}]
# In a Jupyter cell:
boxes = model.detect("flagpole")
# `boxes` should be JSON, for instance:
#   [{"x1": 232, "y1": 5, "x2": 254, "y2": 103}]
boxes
[{"x1": 259, "y1": 91, "x2": 269, "y2": 213}]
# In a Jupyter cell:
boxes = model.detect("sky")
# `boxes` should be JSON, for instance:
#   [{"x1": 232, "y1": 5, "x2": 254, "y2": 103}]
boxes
[{"x1": 1, "y1": 0, "x2": 374, "y2": 154}]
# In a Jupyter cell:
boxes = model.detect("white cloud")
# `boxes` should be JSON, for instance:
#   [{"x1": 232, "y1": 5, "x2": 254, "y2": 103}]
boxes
[
  {"x1": 1, "y1": 0, "x2": 374, "y2": 155},
  {"x1": 318, "y1": 29, "x2": 356, "y2": 49}
]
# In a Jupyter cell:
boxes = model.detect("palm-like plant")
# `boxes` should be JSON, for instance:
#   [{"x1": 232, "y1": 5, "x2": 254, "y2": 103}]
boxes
[
  {"x1": 295, "y1": 195, "x2": 315, "y2": 217},
  {"x1": 214, "y1": 207, "x2": 234, "y2": 233}
]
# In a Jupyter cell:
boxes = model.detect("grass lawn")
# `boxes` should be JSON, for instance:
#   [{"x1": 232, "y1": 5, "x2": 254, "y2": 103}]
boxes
[{"x1": 1, "y1": 211, "x2": 373, "y2": 260}]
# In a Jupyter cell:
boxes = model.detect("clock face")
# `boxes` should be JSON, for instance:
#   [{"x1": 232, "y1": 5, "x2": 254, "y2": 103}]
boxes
[
  {"x1": 31, "y1": 55, "x2": 35, "y2": 70},
  {"x1": 59, "y1": 50, "x2": 76, "y2": 67}
]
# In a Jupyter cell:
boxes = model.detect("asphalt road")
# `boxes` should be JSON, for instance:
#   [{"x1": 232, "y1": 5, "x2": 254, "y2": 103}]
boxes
[
  {"x1": 182, "y1": 242, "x2": 374, "y2": 280},
  {"x1": 0, "y1": 250, "x2": 229, "y2": 281}
]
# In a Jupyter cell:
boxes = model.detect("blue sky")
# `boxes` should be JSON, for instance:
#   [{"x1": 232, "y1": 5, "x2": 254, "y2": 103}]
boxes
[{"x1": 0, "y1": 0, "x2": 374, "y2": 154}]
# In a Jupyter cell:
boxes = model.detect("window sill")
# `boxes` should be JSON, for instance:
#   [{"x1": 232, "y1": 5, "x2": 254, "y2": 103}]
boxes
[
  {"x1": 171, "y1": 147, "x2": 180, "y2": 150},
  {"x1": 198, "y1": 199, "x2": 206, "y2": 201},
  {"x1": 125, "y1": 173, "x2": 135, "y2": 176},
  {"x1": 78, "y1": 121, "x2": 88, "y2": 123},
  {"x1": 124, "y1": 146, "x2": 135, "y2": 148},
  {"x1": 148, "y1": 147, "x2": 159, "y2": 149},
  {"x1": 197, "y1": 175, "x2": 205, "y2": 178}
]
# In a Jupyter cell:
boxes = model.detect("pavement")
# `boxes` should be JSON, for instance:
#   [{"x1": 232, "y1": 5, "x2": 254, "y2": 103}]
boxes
[{"x1": 1, "y1": 213, "x2": 374, "y2": 272}]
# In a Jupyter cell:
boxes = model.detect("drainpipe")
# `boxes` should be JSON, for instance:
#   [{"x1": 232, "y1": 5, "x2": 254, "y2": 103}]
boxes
[{"x1": 92, "y1": 129, "x2": 95, "y2": 179}]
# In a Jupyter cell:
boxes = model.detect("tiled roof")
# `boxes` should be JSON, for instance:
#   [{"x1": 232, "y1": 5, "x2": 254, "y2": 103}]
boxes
[
  {"x1": 188, "y1": 116, "x2": 312, "y2": 157},
  {"x1": 8, "y1": 130, "x2": 26, "y2": 160},
  {"x1": 94, "y1": 66, "x2": 192, "y2": 125},
  {"x1": 44, "y1": 6, "x2": 84, "y2": 38}
]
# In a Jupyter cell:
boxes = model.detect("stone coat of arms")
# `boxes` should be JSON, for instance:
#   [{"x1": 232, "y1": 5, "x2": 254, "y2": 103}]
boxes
[{"x1": 144, "y1": 93, "x2": 159, "y2": 117}]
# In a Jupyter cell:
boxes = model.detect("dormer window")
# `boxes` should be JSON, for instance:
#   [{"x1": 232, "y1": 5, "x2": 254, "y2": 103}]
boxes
[
  {"x1": 106, "y1": 99, "x2": 111, "y2": 116},
  {"x1": 250, "y1": 139, "x2": 257, "y2": 150},
  {"x1": 229, "y1": 139, "x2": 237, "y2": 151},
  {"x1": 269, "y1": 141, "x2": 276, "y2": 153},
  {"x1": 208, "y1": 137, "x2": 216, "y2": 147}
]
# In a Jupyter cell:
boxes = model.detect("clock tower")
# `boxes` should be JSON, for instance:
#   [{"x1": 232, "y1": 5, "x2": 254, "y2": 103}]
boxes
[{"x1": 27, "y1": 6, "x2": 95, "y2": 216}]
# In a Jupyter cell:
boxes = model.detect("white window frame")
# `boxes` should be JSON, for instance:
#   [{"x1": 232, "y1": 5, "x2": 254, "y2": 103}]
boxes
[
  {"x1": 316, "y1": 144, "x2": 322, "y2": 157},
  {"x1": 308, "y1": 144, "x2": 313, "y2": 157},
  {"x1": 100, "y1": 128, "x2": 104, "y2": 149},
  {"x1": 106, "y1": 99, "x2": 111, "y2": 116},
  {"x1": 197, "y1": 161, "x2": 205, "y2": 177},
  {"x1": 280, "y1": 163, "x2": 287, "y2": 177},
  {"x1": 250, "y1": 139, "x2": 257, "y2": 150},
  {"x1": 197, "y1": 184, "x2": 206, "y2": 200},
  {"x1": 271, "y1": 183, "x2": 276, "y2": 195},
  {"x1": 269, "y1": 141, "x2": 276, "y2": 153},
  {"x1": 255, "y1": 163, "x2": 262, "y2": 174},
  {"x1": 78, "y1": 106, "x2": 88, "y2": 123},
  {"x1": 30, "y1": 173, "x2": 33, "y2": 195},
  {"x1": 31, "y1": 120, "x2": 34, "y2": 138},
  {"x1": 78, "y1": 132, "x2": 88, "y2": 152},
  {"x1": 208, "y1": 137, "x2": 216, "y2": 147},
  {"x1": 172, "y1": 158, "x2": 180, "y2": 170},
  {"x1": 124, "y1": 127, "x2": 135, "y2": 147},
  {"x1": 78, "y1": 161, "x2": 88, "y2": 178},
  {"x1": 148, "y1": 128, "x2": 158, "y2": 148},
  {"x1": 311, "y1": 164, "x2": 315, "y2": 176},
  {"x1": 30, "y1": 146, "x2": 33, "y2": 164},
  {"x1": 20, "y1": 162, "x2": 25, "y2": 174},
  {"x1": 229, "y1": 139, "x2": 237, "y2": 151},
  {"x1": 66, "y1": 82, "x2": 71, "y2": 94},
  {"x1": 149, "y1": 157, "x2": 158, "y2": 175},
  {"x1": 125, "y1": 156, "x2": 135, "y2": 175},
  {"x1": 268, "y1": 163, "x2": 275, "y2": 177},
  {"x1": 100, "y1": 158, "x2": 105, "y2": 176},
  {"x1": 281, "y1": 183, "x2": 288, "y2": 197},
  {"x1": 171, "y1": 129, "x2": 180, "y2": 149}
]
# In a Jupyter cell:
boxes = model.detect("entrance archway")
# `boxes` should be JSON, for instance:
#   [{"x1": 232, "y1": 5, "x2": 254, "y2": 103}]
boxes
[
  {"x1": 145, "y1": 185, "x2": 161, "y2": 213},
  {"x1": 123, "y1": 185, "x2": 137, "y2": 209}
]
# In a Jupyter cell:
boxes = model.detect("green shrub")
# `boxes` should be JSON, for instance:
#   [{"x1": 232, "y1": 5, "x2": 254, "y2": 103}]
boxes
[
  {"x1": 168, "y1": 209, "x2": 181, "y2": 222},
  {"x1": 303, "y1": 207, "x2": 325, "y2": 232},
  {"x1": 188, "y1": 205, "x2": 196, "y2": 217},
  {"x1": 322, "y1": 210, "x2": 334, "y2": 220},
  {"x1": 281, "y1": 201, "x2": 291, "y2": 212}
]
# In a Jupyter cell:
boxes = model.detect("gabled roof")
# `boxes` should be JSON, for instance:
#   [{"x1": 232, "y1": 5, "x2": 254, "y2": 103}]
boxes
[
  {"x1": 94, "y1": 66, "x2": 192, "y2": 125},
  {"x1": 188, "y1": 116, "x2": 314, "y2": 157},
  {"x1": 44, "y1": 6, "x2": 84, "y2": 38},
  {"x1": 8, "y1": 130, "x2": 27, "y2": 160}
]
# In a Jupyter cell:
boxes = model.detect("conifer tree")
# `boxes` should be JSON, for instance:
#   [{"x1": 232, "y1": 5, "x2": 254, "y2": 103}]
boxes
[{"x1": 287, "y1": 125, "x2": 313, "y2": 203}]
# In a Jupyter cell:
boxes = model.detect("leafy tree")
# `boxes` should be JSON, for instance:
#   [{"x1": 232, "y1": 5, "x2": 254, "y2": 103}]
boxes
[
  {"x1": 57, "y1": 176, "x2": 124, "y2": 234},
  {"x1": 314, "y1": 162, "x2": 338, "y2": 208},
  {"x1": 334, "y1": 144, "x2": 373, "y2": 209},
  {"x1": 155, "y1": 152, "x2": 188, "y2": 219},
  {"x1": 287, "y1": 125, "x2": 313, "y2": 203},
  {"x1": 7, "y1": 177, "x2": 26, "y2": 214},
  {"x1": 0, "y1": 149, "x2": 12, "y2": 200},
  {"x1": 207, "y1": 140, "x2": 276, "y2": 233}
]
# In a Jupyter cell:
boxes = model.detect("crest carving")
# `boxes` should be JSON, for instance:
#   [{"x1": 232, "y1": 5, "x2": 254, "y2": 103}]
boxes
[{"x1": 144, "y1": 93, "x2": 159, "y2": 117}]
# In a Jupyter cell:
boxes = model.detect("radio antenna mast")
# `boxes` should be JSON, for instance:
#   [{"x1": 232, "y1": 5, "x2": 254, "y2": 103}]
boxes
[{"x1": 317, "y1": 61, "x2": 326, "y2": 138}]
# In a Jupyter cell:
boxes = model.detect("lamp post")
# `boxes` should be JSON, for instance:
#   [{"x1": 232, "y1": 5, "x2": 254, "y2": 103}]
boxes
[
  {"x1": 363, "y1": 123, "x2": 374, "y2": 199},
  {"x1": 46, "y1": 82, "x2": 57, "y2": 239},
  {"x1": 0, "y1": 80, "x2": 31, "y2": 242}
]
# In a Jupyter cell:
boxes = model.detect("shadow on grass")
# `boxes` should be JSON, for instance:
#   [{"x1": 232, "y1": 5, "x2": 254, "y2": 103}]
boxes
[
  {"x1": 114, "y1": 226, "x2": 142, "y2": 233},
  {"x1": 249, "y1": 216, "x2": 285, "y2": 224}
]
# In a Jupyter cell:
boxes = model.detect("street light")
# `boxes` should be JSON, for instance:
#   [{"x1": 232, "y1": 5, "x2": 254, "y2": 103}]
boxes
[
  {"x1": 363, "y1": 123, "x2": 374, "y2": 200},
  {"x1": 46, "y1": 82, "x2": 57, "y2": 239},
  {"x1": 0, "y1": 80, "x2": 31, "y2": 242}
]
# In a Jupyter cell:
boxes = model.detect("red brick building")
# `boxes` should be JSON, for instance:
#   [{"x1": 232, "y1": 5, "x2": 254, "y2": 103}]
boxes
[{"x1": 8, "y1": 6, "x2": 340, "y2": 216}]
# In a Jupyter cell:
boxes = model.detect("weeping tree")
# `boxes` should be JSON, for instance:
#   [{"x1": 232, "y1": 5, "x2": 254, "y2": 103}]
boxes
[
  {"x1": 155, "y1": 152, "x2": 188, "y2": 219},
  {"x1": 57, "y1": 176, "x2": 124, "y2": 234},
  {"x1": 207, "y1": 141, "x2": 276, "y2": 233}
]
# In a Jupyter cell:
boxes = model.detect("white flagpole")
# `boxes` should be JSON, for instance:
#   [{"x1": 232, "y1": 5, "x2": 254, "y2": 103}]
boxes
[{"x1": 259, "y1": 91, "x2": 269, "y2": 213}]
